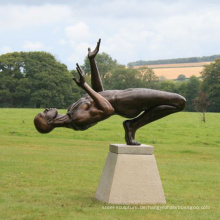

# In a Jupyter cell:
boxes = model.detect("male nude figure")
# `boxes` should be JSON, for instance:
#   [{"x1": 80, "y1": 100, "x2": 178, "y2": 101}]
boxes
[{"x1": 34, "y1": 39, "x2": 186, "y2": 145}]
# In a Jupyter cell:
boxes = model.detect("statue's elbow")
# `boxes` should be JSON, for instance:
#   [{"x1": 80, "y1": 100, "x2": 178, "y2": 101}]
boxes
[{"x1": 104, "y1": 106, "x2": 115, "y2": 117}]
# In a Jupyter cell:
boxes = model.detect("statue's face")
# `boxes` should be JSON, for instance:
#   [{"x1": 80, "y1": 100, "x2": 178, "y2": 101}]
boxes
[{"x1": 41, "y1": 108, "x2": 58, "y2": 123}]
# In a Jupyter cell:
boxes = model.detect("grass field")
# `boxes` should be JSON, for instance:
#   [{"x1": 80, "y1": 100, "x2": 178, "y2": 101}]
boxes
[
  {"x1": 134, "y1": 62, "x2": 211, "y2": 79},
  {"x1": 0, "y1": 109, "x2": 219, "y2": 219}
]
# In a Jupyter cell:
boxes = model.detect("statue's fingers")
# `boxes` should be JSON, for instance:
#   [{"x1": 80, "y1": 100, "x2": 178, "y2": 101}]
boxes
[
  {"x1": 79, "y1": 66, "x2": 83, "y2": 71},
  {"x1": 76, "y1": 64, "x2": 81, "y2": 73},
  {"x1": 77, "y1": 64, "x2": 83, "y2": 71},
  {"x1": 76, "y1": 67, "x2": 81, "y2": 76},
  {"x1": 76, "y1": 66, "x2": 79, "y2": 73},
  {"x1": 79, "y1": 66, "x2": 85, "y2": 77},
  {"x1": 96, "y1": 39, "x2": 101, "y2": 50}
]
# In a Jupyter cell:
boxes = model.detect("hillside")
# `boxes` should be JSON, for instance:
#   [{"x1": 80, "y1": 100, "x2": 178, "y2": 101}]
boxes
[
  {"x1": 133, "y1": 62, "x2": 211, "y2": 80},
  {"x1": 127, "y1": 55, "x2": 220, "y2": 67}
]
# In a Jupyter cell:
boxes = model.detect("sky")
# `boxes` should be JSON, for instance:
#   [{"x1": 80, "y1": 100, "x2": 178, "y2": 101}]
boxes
[{"x1": 0, "y1": 0, "x2": 220, "y2": 69}]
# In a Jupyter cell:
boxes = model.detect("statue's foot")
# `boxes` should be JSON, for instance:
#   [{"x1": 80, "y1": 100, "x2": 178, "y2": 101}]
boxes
[
  {"x1": 128, "y1": 139, "x2": 141, "y2": 145},
  {"x1": 123, "y1": 120, "x2": 141, "y2": 146}
]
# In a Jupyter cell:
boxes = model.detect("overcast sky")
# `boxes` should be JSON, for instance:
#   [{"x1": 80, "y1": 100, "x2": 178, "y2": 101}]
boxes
[{"x1": 0, "y1": 0, "x2": 220, "y2": 69}]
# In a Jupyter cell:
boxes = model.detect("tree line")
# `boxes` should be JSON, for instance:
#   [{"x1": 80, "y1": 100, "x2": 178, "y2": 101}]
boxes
[
  {"x1": 127, "y1": 55, "x2": 220, "y2": 67},
  {"x1": 0, "y1": 52, "x2": 83, "y2": 109},
  {"x1": 0, "y1": 51, "x2": 219, "y2": 112}
]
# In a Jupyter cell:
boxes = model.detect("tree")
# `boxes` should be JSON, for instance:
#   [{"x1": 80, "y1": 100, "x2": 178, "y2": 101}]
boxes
[
  {"x1": 184, "y1": 76, "x2": 201, "y2": 111},
  {"x1": 175, "y1": 81, "x2": 187, "y2": 98},
  {"x1": 193, "y1": 92, "x2": 210, "y2": 122},
  {"x1": 83, "y1": 52, "x2": 118, "y2": 79},
  {"x1": 136, "y1": 67, "x2": 159, "y2": 89},
  {"x1": 104, "y1": 67, "x2": 140, "y2": 90},
  {"x1": 176, "y1": 74, "x2": 186, "y2": 81},
  {"x1": 103, "y1": 65, "x2": 159, "y2": 90},
  {"x1": 83, "y1": 53, "x2": 160, "y2": 90},
  {"x1": 159, "y1": 80, "x2": 176, "y2": 93},
  {"x1": 0, "y1": 52, "x2": 78, "y2": 108},
  {"x1": 0, "y1": 52, "x2": 25, "y2": 107},
  {"x1": 159, "y1": 76, "x2": 166, "y2": 81},
  {"x1": 201, "y1": 59, "x2": 220, "y2": 112}
]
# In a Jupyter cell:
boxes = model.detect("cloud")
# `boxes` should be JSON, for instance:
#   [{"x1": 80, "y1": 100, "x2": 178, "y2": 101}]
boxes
[
  {"x1": 23, "y1": 41, "x2": 45, "y2": 50},
  {"x1": 1, "y1": 0, "x2": 220, "y2": 69},
  {"x1": 0, "y1": 46, "x2": 12, "y2": 54},
  {"x1": 95, "y1": 0, "x2": 220, "y2": 64},
  {"x1": 0, "y1": 4, "x2": 73, "y2": 30},
  {"x1": 67, "y1": 42, "x2": 90, "y2": 66},
  {"x1": 65, "y1": 22, "x2": 90, "y2": 43},
  {"x1": 0, "y1": 0, "x2": 68, "y2": 5},
  {"x1": 63, "y1": 22, "x2": 92, "y2": 64},
  {"x1": 58, "y1": 39, "x2": 67, "y2": 45}
]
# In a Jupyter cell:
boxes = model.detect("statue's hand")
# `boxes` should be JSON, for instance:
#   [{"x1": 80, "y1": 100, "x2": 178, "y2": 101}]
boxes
[
  {"x1": 88, "y1": 39, "x2": 101, "y2": 59},
  {"x1": 73, "y1": 63, "x2": 86, "y2": 87}
]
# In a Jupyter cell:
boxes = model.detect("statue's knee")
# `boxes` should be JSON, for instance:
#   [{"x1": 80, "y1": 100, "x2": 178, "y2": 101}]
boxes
[{"x1": 177, "y1": 95, "x2": 186, "y2": 111}]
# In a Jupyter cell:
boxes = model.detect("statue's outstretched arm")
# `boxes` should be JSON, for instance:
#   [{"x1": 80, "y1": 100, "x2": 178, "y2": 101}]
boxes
[
  {"x1": 73, "y1": 64, "x2": 114, "y2": 116},
  {"x1": 88, "y1": 39, "x2": 104, "y2": 92}
]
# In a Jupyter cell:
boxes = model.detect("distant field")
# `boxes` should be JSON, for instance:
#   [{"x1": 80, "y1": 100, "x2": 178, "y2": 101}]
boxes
[
  {"x1": 0, "y1": 109, "x2": 219, "y2": 219},
  {"x1": 134, "y1": 62, "x2": 211, "y2": 79}
]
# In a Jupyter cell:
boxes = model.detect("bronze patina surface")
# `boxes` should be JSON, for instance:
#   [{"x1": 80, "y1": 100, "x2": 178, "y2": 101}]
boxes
[{"x1": 34, "y1": 39, "x2": 186, "y2": 145}]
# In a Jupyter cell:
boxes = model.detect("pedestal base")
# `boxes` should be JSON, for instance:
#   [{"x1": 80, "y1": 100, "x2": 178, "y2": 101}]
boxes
[{"x1": 95, "y1": 144, "x2": 166, "y2": 204}]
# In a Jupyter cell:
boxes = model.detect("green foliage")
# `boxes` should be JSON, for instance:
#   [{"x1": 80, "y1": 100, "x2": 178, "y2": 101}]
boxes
[
  {"x1": 136, "y1": 67, "x2": 159, "y2": 89},
  {"x1": 193, "y1": 92, "x2": 210, "y2": 112},
  {"x1": 0, "y1": 52, "x2": 81, "y2": 108},
  {"x1": 201, "y1": 59, "x2": 220, "y2": 112},
  {"x1": 184, "y1": 76, "x2": 201, "y2": 111},
  {"x1": 174, "y1": 81, "x2": 188, "y2": 98},
  {"x1": 83, "y1": 52, "x2": 118, "y2": 79},
  {"x1": 0, "y1": 109, "x2": 219, "y2": 219},
  {"x1": 176, "y1": 74, "x2": 187, "y2": 81},
  {"x1": 104, "y1": 67, "x2": 140, "y2": 89},
  {"x1": 1, "y1": 51, "x2": 219, "y2": 112},
  {"x1": 83, "y1": 53, "x2": 159, "y2": 90},
  {"x1": 159, "y1": 76, "x2": 201, "y2": 112},
  {"x1": 193, "y1": 92, "x2": 210, "y2": 123},
  {"x1": 159, "y1": 80, "x2": 177, "y2": 93}
]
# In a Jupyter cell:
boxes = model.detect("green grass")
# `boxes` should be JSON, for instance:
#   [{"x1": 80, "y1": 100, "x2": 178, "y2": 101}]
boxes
[{"x1": 0, "y1": 109, "x2": 219, "y2": 220}]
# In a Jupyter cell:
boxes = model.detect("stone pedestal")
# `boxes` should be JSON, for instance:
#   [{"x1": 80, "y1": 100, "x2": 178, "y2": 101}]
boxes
[{"x1": 95, "y1": 144, "x2": 166, "y2": 204}]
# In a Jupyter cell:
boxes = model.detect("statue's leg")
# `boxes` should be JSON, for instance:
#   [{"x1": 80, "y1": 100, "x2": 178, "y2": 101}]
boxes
[
  {"x1": 123, "y1": 101, "x2": 185, "y2": 145},
  {"x1": 123, "y1": 120, "x2": 141, "y2": 145}
]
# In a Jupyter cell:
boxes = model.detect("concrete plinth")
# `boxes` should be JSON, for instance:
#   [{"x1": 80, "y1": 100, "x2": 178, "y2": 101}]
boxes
[{"x1": 95, "y1": 144, "x2": 166, "y2": 204}]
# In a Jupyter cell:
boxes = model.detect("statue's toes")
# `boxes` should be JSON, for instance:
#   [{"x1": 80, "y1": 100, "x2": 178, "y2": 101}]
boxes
[{"x1": 128, "y1": 140, "x2": 141, "y2": 146}]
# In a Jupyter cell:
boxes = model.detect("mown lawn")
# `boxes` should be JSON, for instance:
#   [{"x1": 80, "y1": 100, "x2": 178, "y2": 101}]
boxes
[{"x1": 0, "y1": 109, "x2": 219, "y2": 219}]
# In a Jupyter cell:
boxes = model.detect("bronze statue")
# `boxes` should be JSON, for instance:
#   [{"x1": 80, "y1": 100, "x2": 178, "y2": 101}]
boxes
[{"x1": 34, "y1": 39, "x2": 186, "y2": 145}]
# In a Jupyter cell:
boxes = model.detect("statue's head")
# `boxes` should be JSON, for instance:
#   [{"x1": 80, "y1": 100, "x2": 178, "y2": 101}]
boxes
[{"x1": 34, "y1": 108, "x2": 57, "y2": 133}]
